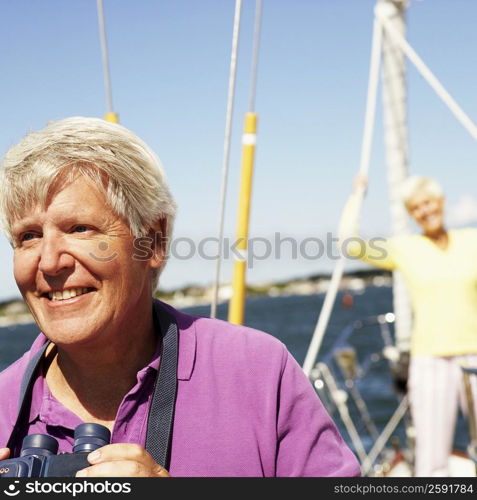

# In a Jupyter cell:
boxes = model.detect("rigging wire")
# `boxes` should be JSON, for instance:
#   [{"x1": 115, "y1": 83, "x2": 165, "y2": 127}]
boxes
[
  {"x1": 317, "y1": 362, "x2": 368, "y2": 463},
  {"x1": 302, "y1": 18, "x2": 383, "y2": 377},
  {"x1": 377, "y1": 11, "x2": 477, "y2": 141},
  {"x1": 96, "y1": 0, "x2": 118, "y2": 122},
  {"x1": 210, "y1": 0, "x2": 243, "y2": 318},
  {"x1": 361, "y1": 395, "x2": 409, "y2": 476}
]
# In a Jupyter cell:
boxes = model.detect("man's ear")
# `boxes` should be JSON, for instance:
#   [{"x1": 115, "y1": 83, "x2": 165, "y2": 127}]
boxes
[{"x1": 149, "y1": 218, "x2": 168, "y2": 269}]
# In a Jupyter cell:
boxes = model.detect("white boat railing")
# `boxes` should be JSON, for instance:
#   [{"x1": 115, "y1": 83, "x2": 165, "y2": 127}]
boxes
[{"x1": 309, "y1": 312, "x2": 412, "y2": 476}]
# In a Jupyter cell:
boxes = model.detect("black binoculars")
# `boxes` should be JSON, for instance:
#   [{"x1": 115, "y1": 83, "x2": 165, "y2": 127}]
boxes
[{"x1": 0, "y1": 423, "x2": 110, "y2": 477}]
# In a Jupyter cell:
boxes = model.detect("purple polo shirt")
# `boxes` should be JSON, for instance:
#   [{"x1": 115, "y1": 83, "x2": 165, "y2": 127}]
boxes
[{"x1": 0, "y1": 301, "x2": 361, "y2": 477}]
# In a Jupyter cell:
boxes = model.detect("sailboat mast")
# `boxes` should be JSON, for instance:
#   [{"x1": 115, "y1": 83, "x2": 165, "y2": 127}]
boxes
[{"x1": 377, "y1": 0, "x2": 411, "y2": 352}]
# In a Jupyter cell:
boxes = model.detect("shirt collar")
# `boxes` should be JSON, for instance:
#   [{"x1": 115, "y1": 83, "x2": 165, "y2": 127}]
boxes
[{"x1": 25, "y1": 299, "x2": 197, "y2": 425}]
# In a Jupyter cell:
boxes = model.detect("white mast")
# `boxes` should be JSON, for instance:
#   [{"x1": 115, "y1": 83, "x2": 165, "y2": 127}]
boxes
[{"x1": 376, "y1": 0, "x2": 412, "y2": 352}]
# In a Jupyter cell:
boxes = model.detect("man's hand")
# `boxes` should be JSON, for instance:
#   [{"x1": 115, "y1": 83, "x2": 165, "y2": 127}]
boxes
[
  {"x1": 75, "y1": 443, "x2": 170, "y2": 477},
  {"x1": 0, "y1": 448, "x2": 10, "y2": 460}
]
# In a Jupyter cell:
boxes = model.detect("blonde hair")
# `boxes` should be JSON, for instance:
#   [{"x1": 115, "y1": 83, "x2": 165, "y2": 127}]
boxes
[
  {"x1": 400, "y1": 176, "x2": 444, "y2": 207},
  {"x1": 0, "y1": 116, "x2": 177, "y2": 289}
]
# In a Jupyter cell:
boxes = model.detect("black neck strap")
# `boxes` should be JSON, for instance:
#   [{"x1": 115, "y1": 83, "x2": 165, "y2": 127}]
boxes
[
  {"x1": 6, "y1": 300, "x2": 179, "y2": 470},
  {"x1": 6, "y1": 341, "x2": 50, "y2": 455}
]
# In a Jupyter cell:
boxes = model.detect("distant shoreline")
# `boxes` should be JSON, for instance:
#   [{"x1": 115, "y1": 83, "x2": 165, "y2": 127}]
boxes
[{"x1": 0, "y1": 269, "x2": 392, "y2": 326}]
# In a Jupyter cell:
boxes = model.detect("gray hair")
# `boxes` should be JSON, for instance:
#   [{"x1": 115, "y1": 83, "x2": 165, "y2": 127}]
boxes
[
  {"x1": 0, "y1": 116, "x2": 177, "y2": 290},
  {"x1": 401, "y1": 176, "x2": 444, "y2": 207}
]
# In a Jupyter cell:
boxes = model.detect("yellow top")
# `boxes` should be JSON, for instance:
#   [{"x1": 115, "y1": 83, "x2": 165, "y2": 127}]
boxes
[{"x1": 340, "y1": 193, "x2": 477, "y2": 357}]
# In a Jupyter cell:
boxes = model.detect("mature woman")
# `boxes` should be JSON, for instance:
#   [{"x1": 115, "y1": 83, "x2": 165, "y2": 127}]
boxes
[
  {"x1": 0, "y1": 117, "x2": 360, "y2": 477},
  {"x1": 340, "y1": 175, "x2": 477, "y2": 477}
]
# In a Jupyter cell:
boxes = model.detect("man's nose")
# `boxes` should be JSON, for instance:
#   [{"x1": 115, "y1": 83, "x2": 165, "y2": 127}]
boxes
[{"x1": 38, "y1": 233, "x2": 75, "y2": 276}]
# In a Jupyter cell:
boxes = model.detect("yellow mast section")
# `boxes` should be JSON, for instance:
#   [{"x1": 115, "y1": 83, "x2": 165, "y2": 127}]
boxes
[
  {"x1": 228, "y1": 113, "x2": 258, "y2": 324},
  {"x1": 104, "y1": 112, "x2": 119, "y2": 124}
]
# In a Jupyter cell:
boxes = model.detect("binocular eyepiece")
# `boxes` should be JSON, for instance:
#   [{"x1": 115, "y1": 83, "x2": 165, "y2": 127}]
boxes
[
  {"x1": 20, "y1": 423, "x2": 110, "y2": 456},
  {"x1": 0, "y1": 423, "x2": 111, "y2": 477},
  {"x1": 72, "y1": 423, "x2": 111, "y2": 453}
]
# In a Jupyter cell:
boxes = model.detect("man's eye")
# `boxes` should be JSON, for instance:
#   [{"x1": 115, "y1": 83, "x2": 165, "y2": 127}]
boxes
[
  {"x1": 21, "y1": 233, "x2": 37, "y2": 242},
  {"x1": 73, "y1": 225, "x2": 89, "y2": 233}
]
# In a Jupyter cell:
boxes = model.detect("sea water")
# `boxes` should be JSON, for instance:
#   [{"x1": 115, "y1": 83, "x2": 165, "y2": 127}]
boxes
[{"x1": 0, "y1": 286, "x2": 470, "y2": 455}]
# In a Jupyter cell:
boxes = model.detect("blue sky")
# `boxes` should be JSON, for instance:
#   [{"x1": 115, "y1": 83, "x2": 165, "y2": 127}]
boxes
[{"x1": 1, "y1": 0, "x2": 477, "y2": 301}]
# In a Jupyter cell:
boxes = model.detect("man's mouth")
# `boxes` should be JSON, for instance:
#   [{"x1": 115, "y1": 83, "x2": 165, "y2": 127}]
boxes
[{"x1": 42, "y1": 288, "x2": 96, "y2": 301}]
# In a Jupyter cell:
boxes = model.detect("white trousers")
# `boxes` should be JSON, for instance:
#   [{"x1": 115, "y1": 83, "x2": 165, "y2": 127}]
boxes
[{"x1": 408, "y1": 354, "x2": 477, "y2": 477}]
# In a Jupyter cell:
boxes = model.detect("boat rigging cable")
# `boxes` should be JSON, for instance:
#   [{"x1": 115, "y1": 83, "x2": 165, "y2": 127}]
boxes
[
  {"x1": 317, "y1": 362, "x2": 368, "y2": 463},
  {"x1": 211, "y1": 0, "x2": 264, "y2": 321},
  {"x1": 302, "y1": 15, "x2": 383, "y2": 378},
  {"x1": 210, "y1": 0, "x2": 243, "y2": 319},
  {"x1": 96, "y1": 0, "x2": 119, "y2": 123},
  {"x1": 361, "y1": 395, "x2": 410, "y2": 476},
  {"x1": 302, "y1": 1, "x2": 477, "y2": 379},
  {"x1": 377, "y1": 11, "x2": 477, "y2": 140}
]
